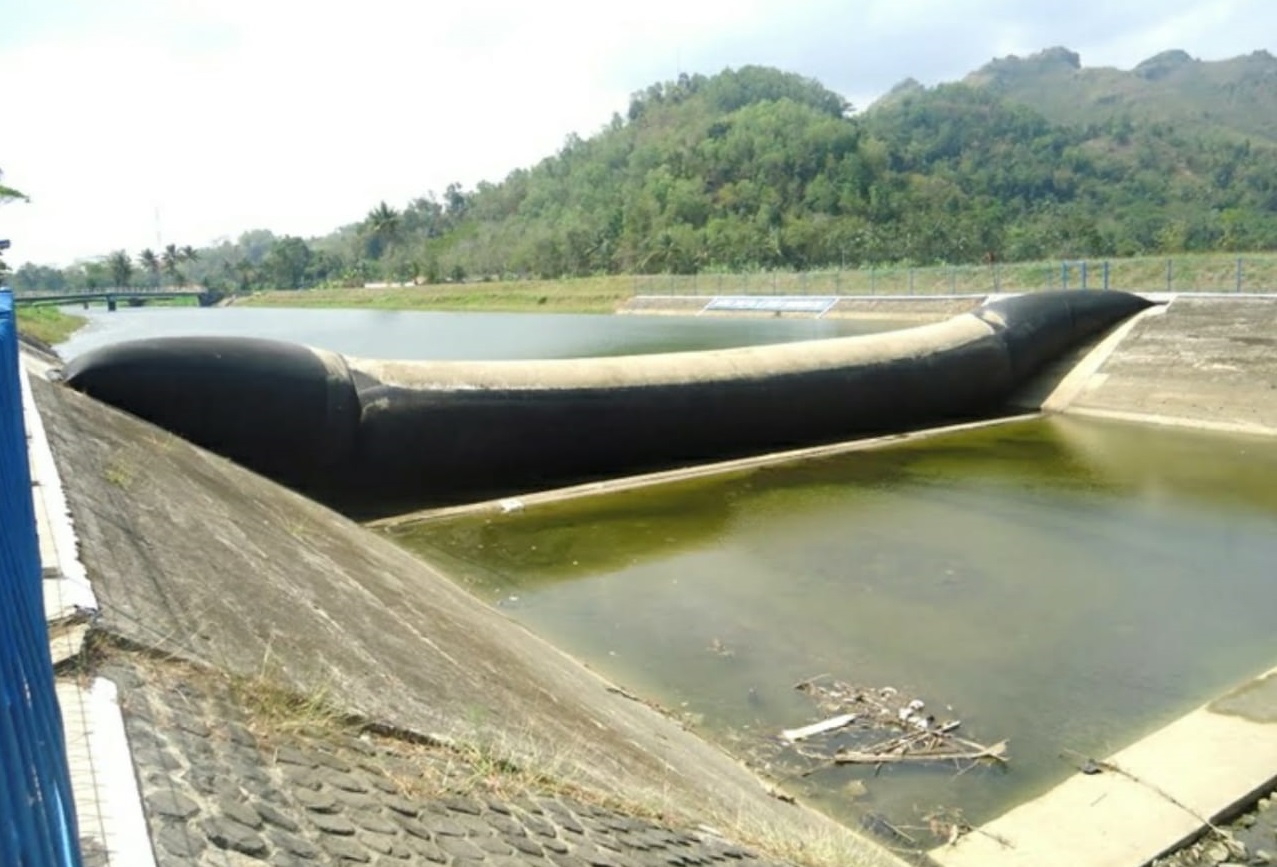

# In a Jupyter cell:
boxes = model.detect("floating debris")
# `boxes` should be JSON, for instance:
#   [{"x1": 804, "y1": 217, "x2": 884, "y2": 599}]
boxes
[
  {"x1": 781, "y1": 713, "x2": 858, "y2": 743},
  {"x1": 774, "y1": 675, "x2": 1009, "y2": 774}
]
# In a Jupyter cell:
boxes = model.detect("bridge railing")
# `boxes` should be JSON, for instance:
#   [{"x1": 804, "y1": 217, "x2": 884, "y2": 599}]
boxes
[
  {"x1": 11, "y1": 285, "x2": 205, "y2": 299},
  {"x1": 0, "y1": 289, "x2": 83, "y2": 867}
]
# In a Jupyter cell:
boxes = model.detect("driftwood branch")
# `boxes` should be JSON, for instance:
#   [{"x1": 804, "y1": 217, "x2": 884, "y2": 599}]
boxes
[{"x1": 836, "y1": 740, "x2": 1008, "y2": 766}]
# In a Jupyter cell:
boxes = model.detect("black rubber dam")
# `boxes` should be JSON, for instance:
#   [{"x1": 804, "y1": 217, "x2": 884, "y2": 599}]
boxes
[{"x1": 62, "y1": 291, "x2": 1152, "y2": 517}]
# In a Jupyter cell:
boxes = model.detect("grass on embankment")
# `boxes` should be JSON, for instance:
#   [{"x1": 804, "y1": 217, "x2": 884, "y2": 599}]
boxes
[
  {"x1": 15, "y1": 306, "x2": 86, "y2": 345},
  {"x1": 237, "y1": 251, "x2": 1277, "y2": 314},
  {"x1": 239, "y1": 276, "x2": 638, "y2": 314}
]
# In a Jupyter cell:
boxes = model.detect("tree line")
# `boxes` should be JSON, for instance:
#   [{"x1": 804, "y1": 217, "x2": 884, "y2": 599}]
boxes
[{"x1": 9, "y1": 64, "x2": 1277, "y2": 293}]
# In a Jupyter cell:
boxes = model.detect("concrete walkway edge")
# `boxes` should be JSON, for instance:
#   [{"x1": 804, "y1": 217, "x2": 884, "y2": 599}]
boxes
[
  {"x1": 930, "y1": 664, "x2": 1277, "y2": 867},
  {"x1": 22, "y1": 358, "x2": 156, "y2": 867}
]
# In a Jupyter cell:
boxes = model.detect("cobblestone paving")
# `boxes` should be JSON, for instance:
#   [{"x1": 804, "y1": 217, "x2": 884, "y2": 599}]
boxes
[
  {"x1": 101, "y1": 655, "x2": 790, "y2": 867},
  {"x1": 1152, "y1": 791, "x2": 1276, "y2": 867}
]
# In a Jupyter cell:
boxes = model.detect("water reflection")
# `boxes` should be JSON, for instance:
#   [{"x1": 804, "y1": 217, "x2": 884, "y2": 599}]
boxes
[
  {"x1": 56, "y1": 306, "x2": 902, "y2": 362},
  {"x1": 389, "y1": 415, "x2": 1277, "y2": 832}
]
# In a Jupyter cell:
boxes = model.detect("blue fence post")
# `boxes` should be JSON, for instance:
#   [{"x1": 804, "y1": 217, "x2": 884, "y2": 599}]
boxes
[
  {"x1": 1081, "y1": 261, "x2": 1088, "y2": 290},
  {"x1": 1166, "y1": 258, "x2": 1173, "y2": 292},
  {"x1": 1103, "y1": 261, "x2": 1110, "y2": 291},
  {"x1": 0, "y1": 290, "x2": 83, "y2": 867},
  {"x1": 1061, "y1": 262, "x2": 1069, "y2": 291},
  {"x1": 1237, "y1": 257, "x2": 1244, "y2": 293}
]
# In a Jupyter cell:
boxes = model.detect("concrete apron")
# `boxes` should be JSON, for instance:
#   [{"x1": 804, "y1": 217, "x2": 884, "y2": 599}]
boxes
[
  {"x1": 930, "y1": 665, "x2": 1277, "y2": 867},
  {"x1": 1052, "y1": 295, "x2": 1277, "y2": 438}
]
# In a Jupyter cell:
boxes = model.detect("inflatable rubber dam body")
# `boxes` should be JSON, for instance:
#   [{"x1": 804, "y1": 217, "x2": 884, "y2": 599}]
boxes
[{"x1": 63, "y1": 290, "x2": 1153, "y2": 516}]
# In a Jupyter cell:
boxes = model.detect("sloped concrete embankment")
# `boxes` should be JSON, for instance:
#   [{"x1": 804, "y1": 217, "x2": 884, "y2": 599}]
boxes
[
  {"x1": 31, "y1": 376, "x2": 903, "y2": 867},
  {"x1": 1053, "y1": 296, "x2": 1277, "y2": 435}
]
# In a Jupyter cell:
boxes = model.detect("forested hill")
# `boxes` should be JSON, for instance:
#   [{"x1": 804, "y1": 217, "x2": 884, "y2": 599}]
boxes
[
  {"x1": 395, "y1": 59, "x2": 1277, "y2": 278},
  {"x1": 11, "y1": 55, "x2": 1277, "y2": 293}
]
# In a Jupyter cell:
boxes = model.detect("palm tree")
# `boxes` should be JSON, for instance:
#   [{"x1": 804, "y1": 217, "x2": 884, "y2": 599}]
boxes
[
  {"x1": 364, "y1": 201, "x2": 401, "y2": 259},
  {"x1": 107, "y1": 251, "x2": 133, "y2": 289},
  {"x1": 162, "y1": 244, "x2": 182, "y2": 285},
  {"x1": 137, "y1": 248, "x2": 161, "y2": 288},
  {"x1": 158, "y1": 244, "x2": 201, "y2": 286},
  {"x1": 180, "y1": 245, "x2": 199, "y2": 287},
  {"x1": 0, "y1": 168, "x2": 27, "y2": 204}
]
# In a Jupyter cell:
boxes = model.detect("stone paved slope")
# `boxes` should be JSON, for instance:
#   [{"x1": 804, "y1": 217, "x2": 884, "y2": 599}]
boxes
[{"x1": 102, "y1": 650, "x2": 790, "y2": 867}]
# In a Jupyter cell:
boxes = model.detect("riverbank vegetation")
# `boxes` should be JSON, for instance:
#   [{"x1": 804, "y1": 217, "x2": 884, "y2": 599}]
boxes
[
  {"x1": 14, "y1": 306, "x2": 84, "y2": 345},
  {"x1": 238, "y1": 275, "x2": 634, "y2": 313}
]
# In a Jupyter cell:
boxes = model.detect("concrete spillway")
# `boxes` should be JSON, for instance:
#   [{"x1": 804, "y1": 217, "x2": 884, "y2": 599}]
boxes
[{"x1": 62, "y1": 290, "x2": 1152, "y2": 516}]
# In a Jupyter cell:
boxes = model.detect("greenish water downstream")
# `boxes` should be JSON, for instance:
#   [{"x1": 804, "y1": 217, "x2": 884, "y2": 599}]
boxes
[{"x1": 388, "y1": 415, "x2": 1277, "y2": 832}]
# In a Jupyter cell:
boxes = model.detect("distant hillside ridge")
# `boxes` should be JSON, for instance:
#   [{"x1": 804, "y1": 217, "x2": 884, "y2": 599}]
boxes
[{"x1": 947, "y1": 46, "x2": 1277, "y2": 145}]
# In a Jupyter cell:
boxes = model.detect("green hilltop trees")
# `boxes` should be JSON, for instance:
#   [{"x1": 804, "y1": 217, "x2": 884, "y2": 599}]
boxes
[{"x1": 11, "y1": 56, "x2": 1277, "y2": 292}]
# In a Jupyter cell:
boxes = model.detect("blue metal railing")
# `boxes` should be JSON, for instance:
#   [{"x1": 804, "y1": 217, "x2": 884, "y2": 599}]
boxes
[{"x1": 0, "y1": 290, "x2": 82, "y2": 866}]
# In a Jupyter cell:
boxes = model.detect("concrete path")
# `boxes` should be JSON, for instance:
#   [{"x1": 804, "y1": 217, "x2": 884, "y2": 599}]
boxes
[
  {"x1": 1063, "y1": 296, "x2": 1277, "y2": 436},
  {"x1": 931, "y1": 666, "x2": 1277, "y2": 867},
  {"x1": 22, "y1": 355, "x2": 156, "y2": 867}
]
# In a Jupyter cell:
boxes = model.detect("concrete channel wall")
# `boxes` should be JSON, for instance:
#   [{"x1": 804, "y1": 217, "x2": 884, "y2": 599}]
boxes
[{"x1": 625, "y1": 293, "x2": 1277, "y2": 436}]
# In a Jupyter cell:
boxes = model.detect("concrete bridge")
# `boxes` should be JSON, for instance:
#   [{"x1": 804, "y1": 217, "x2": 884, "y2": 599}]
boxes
[{"x1": 11, "y1": 286, "x2": 209, "y2": 311}]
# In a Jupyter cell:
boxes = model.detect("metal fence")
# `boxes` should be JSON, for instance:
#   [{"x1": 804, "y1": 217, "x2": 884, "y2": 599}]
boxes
[
  {"x1": 631, "y1": 255, "x2": 1276, "y2": 297},
  {"x1": 0, "y1": 290, "x2": 83, "y2": 867}
]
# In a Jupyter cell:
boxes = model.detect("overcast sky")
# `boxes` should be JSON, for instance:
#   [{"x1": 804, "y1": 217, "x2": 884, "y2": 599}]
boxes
[{"x1": 2, "y1": 0, "x2": 1272, "y2": 267}]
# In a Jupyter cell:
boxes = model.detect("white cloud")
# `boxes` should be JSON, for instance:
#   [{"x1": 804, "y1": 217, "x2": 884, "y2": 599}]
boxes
[{"x1": 1, "y1": 0, "x2": 1272, "y2": 266}]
